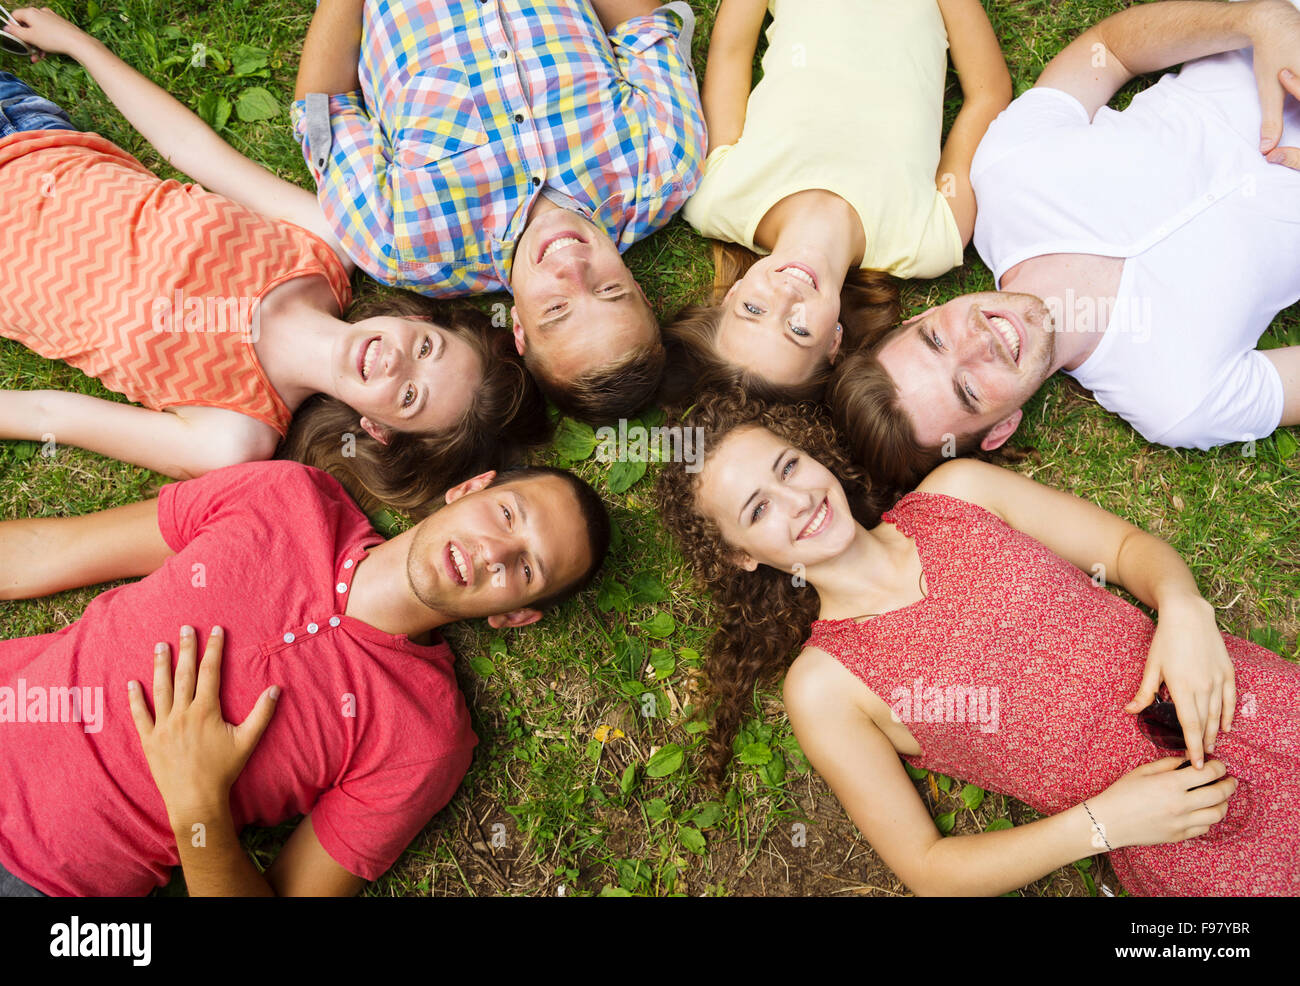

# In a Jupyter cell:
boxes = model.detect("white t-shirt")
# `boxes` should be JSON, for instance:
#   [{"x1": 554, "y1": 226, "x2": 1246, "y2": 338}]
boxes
[{"x1": 970, "y1": 46, "x2": 1300, "y2": 449}]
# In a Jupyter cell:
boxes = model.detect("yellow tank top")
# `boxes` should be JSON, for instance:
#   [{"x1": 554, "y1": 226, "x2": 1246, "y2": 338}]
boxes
[{"x1": 684, "y1": 0, "x2": 963, "y2": 279}]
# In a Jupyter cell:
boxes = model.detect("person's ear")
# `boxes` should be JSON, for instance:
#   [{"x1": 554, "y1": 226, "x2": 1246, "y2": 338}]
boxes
[
  {"x1": 444, "y1": 471, "x2": 497, "y2": 505},
  {"x1": 729, "y1": 549, "x2": 759, "y2": 573},
  {"x1": 511, "y1": 306, "x2": 525, "y2": 355},
  {"x1": 359, "y1": 416, "x2": 391, "y2": 446},
  {"x1": 486, "y1": 608, "x2": 543, "y2": 629},
  {"x1": 722, "y1": 281, "x2": 740, "y2": 304},
  {"x1": 829, "y1": 322, "x2": 845, "y2": 362},
  {"x1": 981, "y1": 409, "x2": 1023, "y2": 451}
]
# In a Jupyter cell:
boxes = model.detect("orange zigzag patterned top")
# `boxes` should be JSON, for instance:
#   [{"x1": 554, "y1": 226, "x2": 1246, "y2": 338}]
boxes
[{"x1": 0, "y1": 130, "x2": 352, "y2": 435}]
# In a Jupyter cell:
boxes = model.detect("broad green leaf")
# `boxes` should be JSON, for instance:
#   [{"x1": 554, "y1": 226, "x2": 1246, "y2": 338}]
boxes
[
  {"x1": 196, "y1": 92, "x2": 232, "y2": 132},
  {"x1": 679, "y1": 826, "x2": 706, "y2": 855},
  {"x1": 760, "y1": 750, "x2": 786, "y2": 787},
  {"x1": 489, "y1": 636, "x2": 508, "y2": 660},
  {"x1": 645, "y1": 743, "x2": 684, "y2": 778},
  {"x1": 936, "y1": 773, "x2": 953, "y2": 794},
  {"x1": 960, "y1": 784, "x2": 985, "y2": 811},
  {"x1": 596, "y1": 579, "x2": 630, "y2": 613},
  {"x1": 644, "y1": 797, "x2": 670, "y2": 821},
  {"x1": 1275, "y1": 429, "x2": 1298, "y2": 461},
  {"x1": 619, "y1": 764, "x2": 637, "y2": 795},
  {"x1": 639, "y1": 611, "x2": 675, "y2": 638},
  {"x1": 231, "y1": 43, "x2": 269, "y2": 76},
  {"x1": 235, "y1": 86, "x2": 280, "y2": 122},
  {"x1": 984, "y1": 818, "x2": 1013, "y2": 832},
  {"x1": 683, "y1": 720, "x2": 709, "y2": 734},
  {"x1": 738, "y1": 742, "x2": 771, "y2": 766},
  {"x1": 553, "y1": 417, "x2": 597, "y2": 462},
  {"x1": 467, "y1": 654, "x2": 495, "y2": 677},
  {"x1": 585, "y1": 739, "x2": 602, "y2": 762},
  {"x1": 607, "y1": 457, "x2": 647, "y2": 494},
  {"x1": 628, "y1": 570, "x2": 667, "y2": 605},
  {"x1": 678, "y1": 647, "x2": 702, "y2": 667},
  {"x1": 685, "y1": 803, "x2": 723, "y2": 828},
  {"x1": 206, "y1": 49, "x2": 230, "y2": 73},
  {"x1": 935, "y1": 811, "x2": 955, "y2": 835},
  {"x1": 599, "y1": 886, "x2": 632, "y2": 897},
  {"x1": 649, "y1": 647, "x2": 676, "y2": 680},
  {"x1": 903, "y1": 762, "x2": 929, "y2": 780}
]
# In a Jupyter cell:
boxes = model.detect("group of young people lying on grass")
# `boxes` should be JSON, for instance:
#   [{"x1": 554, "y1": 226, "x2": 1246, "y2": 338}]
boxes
[{"x1": 1, "y1": 0, "x2": 1297, "y2": 896}]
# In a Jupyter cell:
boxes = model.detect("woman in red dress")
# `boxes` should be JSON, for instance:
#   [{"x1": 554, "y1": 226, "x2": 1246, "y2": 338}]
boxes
[{"x1": 656, "y1": 392, "x2": 1299, "y2": 896}]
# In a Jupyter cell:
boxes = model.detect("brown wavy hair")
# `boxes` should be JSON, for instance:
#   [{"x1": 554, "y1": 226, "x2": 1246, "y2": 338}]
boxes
[
  {"x1": 654, "y1": 390, "x2": 899, "y2": 787},
  {"x1": 659, "y1": 241, "x2": 901, "y2": 407},
  {"x1": 277, "y1": 293, "x2": 551, "y2": 519}
]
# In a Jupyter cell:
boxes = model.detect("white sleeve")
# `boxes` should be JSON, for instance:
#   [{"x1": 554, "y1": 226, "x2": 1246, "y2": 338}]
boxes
[
  {"x1": 970, "y1": 86, "x2": 1090, "y2": 182},
  {"x1": 1145, "y1": 350, "x2": 1286, "y2": 450}
]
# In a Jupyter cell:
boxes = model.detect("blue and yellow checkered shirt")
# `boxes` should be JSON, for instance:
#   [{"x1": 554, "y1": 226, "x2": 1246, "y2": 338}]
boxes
[{"x1": 291, "y1": 0, "x2": 705, "y2": 296}]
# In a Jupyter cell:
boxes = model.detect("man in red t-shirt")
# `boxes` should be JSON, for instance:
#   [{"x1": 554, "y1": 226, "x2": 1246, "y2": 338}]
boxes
[{"x1": 0, "y1": 459, "x2": 609, "y2": 897}]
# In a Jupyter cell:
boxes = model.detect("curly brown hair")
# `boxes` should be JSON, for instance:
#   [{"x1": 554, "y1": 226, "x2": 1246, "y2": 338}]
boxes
[
  {"x1": 654, "y1": 390, "x2": 900, "y2": 787},
  {"x1": 658, "y1": 241, "x2": 901, "y2": 407}
]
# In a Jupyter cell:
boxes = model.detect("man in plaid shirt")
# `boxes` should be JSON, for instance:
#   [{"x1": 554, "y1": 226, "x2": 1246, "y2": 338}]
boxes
[{"x1": 293, "y1": 1, "x2": 706, "y2": 421}]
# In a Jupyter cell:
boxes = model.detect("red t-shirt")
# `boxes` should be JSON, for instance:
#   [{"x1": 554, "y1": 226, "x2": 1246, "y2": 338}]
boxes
[{"x1": 0, "y1": 460, "x2": 477, "y2": 896}]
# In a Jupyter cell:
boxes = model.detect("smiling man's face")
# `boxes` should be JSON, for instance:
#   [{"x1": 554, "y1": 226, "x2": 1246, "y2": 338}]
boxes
[
  {"x1": 873, "y1": 291, "x2": 1057, "y2": 450},
  {"x1": 509, "y1": 207, "x2": 658, "y2": 381},
  {"x1": 405, "y1": 472, "x2": 595, "y2": 628}
]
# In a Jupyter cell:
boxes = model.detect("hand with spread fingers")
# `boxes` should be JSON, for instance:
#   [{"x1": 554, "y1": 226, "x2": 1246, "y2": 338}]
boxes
[
  {"x1": 127, "y1": 625, "x2": 280, "y2": 828},
  {"x1": 1126, "y1": 596, "x2": 1236, "y2": 770}
]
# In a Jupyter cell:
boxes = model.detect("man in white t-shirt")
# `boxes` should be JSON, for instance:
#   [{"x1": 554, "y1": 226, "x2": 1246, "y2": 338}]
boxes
[{"x1": 835, "y1": 0, "x2": 1300, "y2": 487}]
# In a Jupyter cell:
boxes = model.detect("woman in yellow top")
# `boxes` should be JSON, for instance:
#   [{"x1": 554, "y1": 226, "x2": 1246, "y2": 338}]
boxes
[{"x1": 666, "y1": 0, "x2": 1010, "y2": 402}]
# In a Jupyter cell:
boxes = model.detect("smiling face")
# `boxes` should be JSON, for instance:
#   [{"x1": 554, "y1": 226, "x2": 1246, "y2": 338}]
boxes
[
  {"x1": 509, "y1": 208, "x2": 657, "y2": 379},
  {"x1": 713, "y1": 253, "x2": 844, "y2": 388},
  {"x1": 332, "y1": 316, "x2": 482, "y2": 439},
  {"x1": 695, "y1": 425, "x2": 857, "y2": 576},
  {"x1": 405, "y1": 473, "x2": 595, "y2": 626},
  {"x1": 873, "y1": 291, "x2": 1056, "y2": 449}
]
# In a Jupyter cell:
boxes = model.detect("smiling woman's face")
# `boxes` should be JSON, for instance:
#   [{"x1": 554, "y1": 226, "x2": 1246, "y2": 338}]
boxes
[
  {"x1": 695, "y1": 424, "x2": 856, "y2": 575},
  {"x1": 332, "y1": 316, "x2": 482, "y2": 435},
  {"x1": 713, "y1": 254, "x2": 843, "y2": 388}
]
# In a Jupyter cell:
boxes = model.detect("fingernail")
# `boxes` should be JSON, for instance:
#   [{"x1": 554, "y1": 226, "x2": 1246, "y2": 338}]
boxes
[
  {"x1": 1268, "y1": 150, "x2": 1284, "y2": 164},
  {"x1": 154, "y1": 642, "x2": 166, "y2": 655},
  {"x1": 269, "y1": 685, "x2": 281, "y2": 700},
  {"x1": 127, "y1": 680, "x2": 138, "y2": 692},
  {"x1": 210, "y1": 625, "x2": 223, "y2": 637},
  {"x1": 1283, "y1": 68, "x2": 1295, "y2": 81},
  {"x1": 180, "y1": 625, "x2": 194, "y2": 638}
]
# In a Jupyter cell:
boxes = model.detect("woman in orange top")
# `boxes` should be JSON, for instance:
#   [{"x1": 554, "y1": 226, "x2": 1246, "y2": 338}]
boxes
[{"x1": 0, "y1": 9, "x2": 543, "y2": 512}]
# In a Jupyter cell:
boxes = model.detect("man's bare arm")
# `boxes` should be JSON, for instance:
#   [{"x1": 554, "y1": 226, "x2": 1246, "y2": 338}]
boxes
[
  {"x1": 0, "y1": 498, "x2": 173, "y2": 600},
  {"x1": 295, "y1": 0, "x2": 365, "y2": 100},
  {"x1": 589, "y1": 1, "x2": 661, "y2": 35}
]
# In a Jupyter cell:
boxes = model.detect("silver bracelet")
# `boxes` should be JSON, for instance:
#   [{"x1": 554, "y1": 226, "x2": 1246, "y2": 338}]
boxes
[{"x1": 1082, "y1": 800, "x2": 1112, "y2": 851}]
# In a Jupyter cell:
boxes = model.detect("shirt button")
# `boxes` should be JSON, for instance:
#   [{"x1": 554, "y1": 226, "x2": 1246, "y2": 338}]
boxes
[
  {"x1": 283, "y1": 632, "x2": 295, "y2": 644},
  {"x1": 343, "y1": 559, "x2": 354, "y2": 570},
  {"x1": 532, "y1": 176, "x2": 541, "y2": 187},
  {"x1": 307, "y1": 623, "x2": 319, "y2": 634},
  {"x1": 329, "y1": 616, "x2": 341, "y2": 628},
  {"x1": 497, "y1": 49, "x2": 509, "y2": 61},
  {"x1": 337, "y1": 582, "x2": 348, "y2": 593},
  {"x1": 514, "y1": 113, "x2": 524, "y2": 123}
]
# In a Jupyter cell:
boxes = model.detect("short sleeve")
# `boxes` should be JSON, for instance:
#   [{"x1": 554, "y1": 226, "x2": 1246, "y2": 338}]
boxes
[
  {"x1": 605, "y1": 2, "x2": 707, "y2": 233},
  {"x1": 289, "y1": 90, "x2": 372, "y2": 183},
  {"x1": 971, "y1": 86, "x2": 1091, "y2": 182},
  {"x1": 611, "y1": 2, "x2": 695, "y2": 64},
  {"x1": 308, "y1": 747, "x2": 474, "y2": 880},
  {"x1": 1145, "y1": 350, "x2": 1287, "y2": 450},
  {"x1": 156, "y1": 461, "x2": 340, "y2": 553}
]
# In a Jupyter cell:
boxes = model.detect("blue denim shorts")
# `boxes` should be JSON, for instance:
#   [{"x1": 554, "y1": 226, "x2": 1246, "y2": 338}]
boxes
[
  {"x1": 0, "y1": 70, "x2": 75, "y2": 138},
  {"x1": 0, "y1": 855, "x2": 47, "y2": 897}
]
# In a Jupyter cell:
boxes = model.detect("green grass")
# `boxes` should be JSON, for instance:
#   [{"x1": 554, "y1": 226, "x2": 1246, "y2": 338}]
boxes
[{"x1": 1, "y1": 0, "x2": 1296, "y2": 898}]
